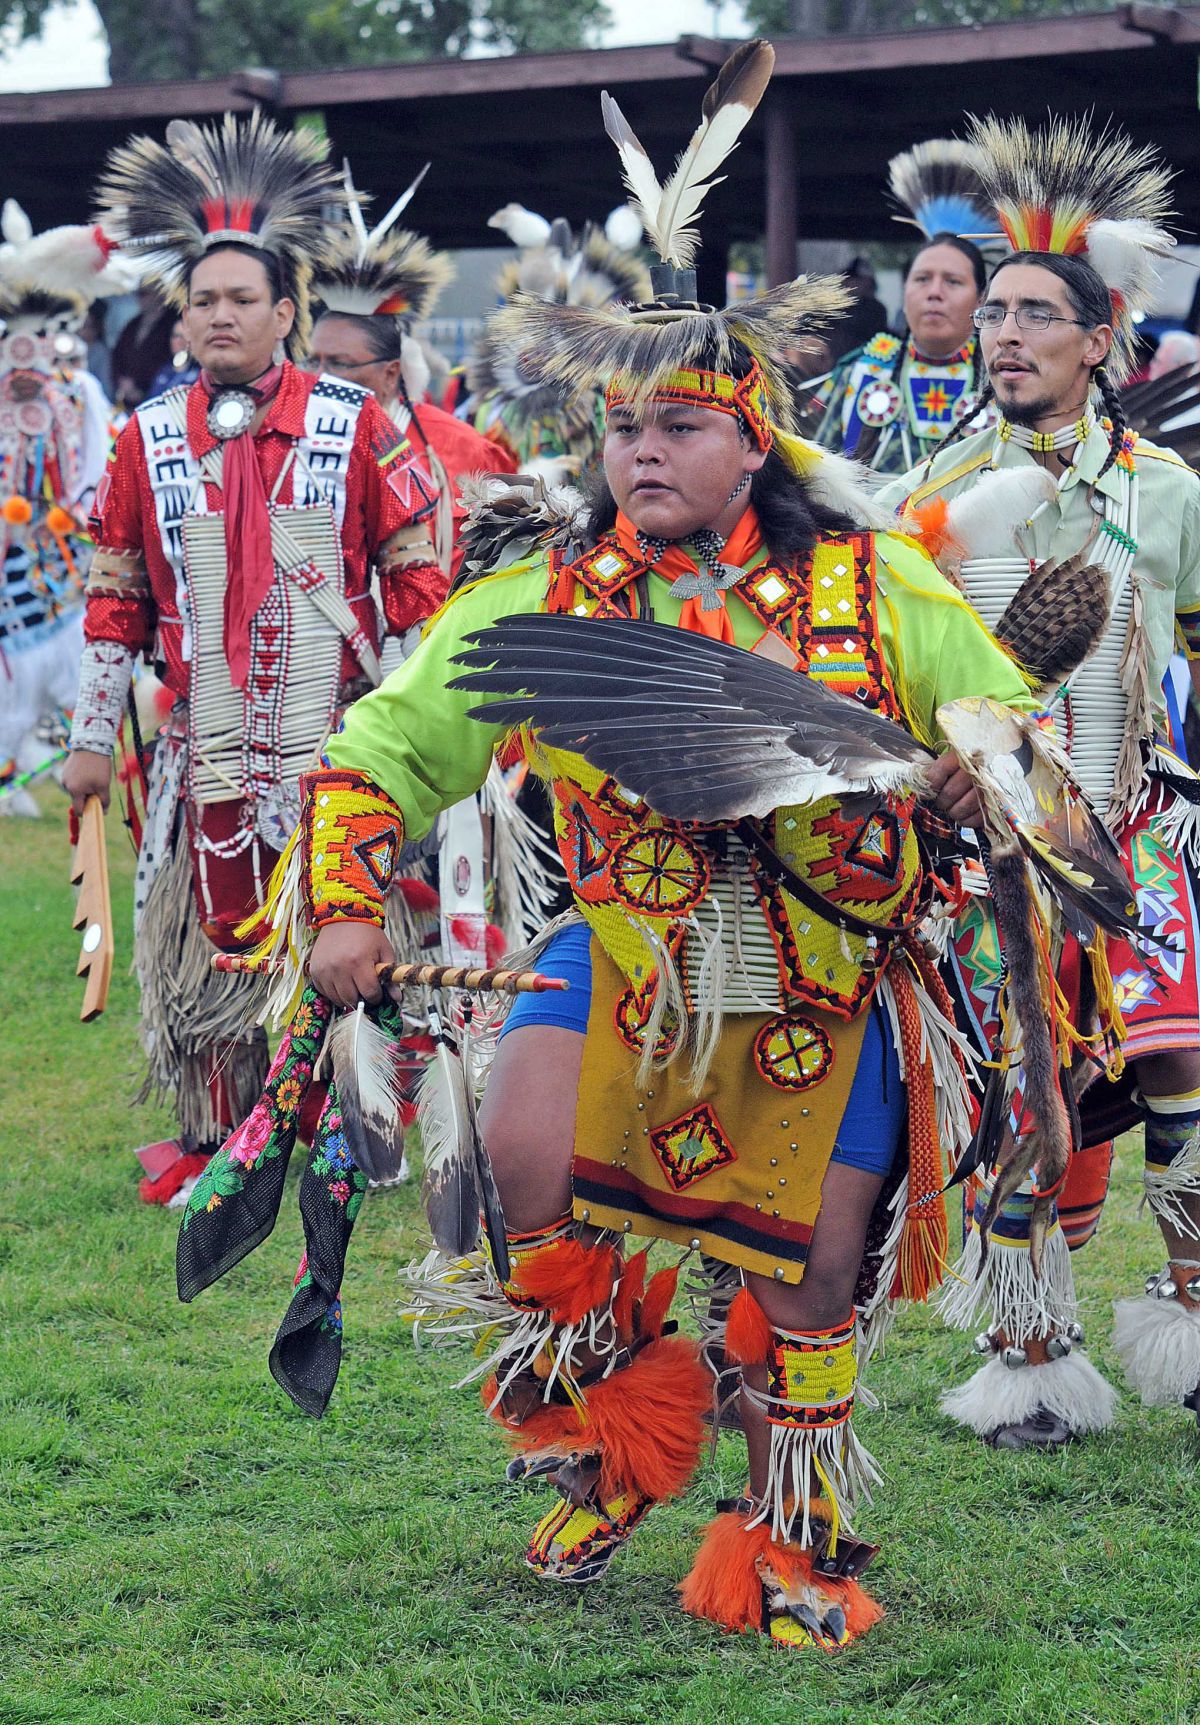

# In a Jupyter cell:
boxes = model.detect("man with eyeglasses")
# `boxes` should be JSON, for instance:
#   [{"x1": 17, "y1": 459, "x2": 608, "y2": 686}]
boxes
[{"x1": 878, "y1": 116, "x2": 1200, "y2": 1454}]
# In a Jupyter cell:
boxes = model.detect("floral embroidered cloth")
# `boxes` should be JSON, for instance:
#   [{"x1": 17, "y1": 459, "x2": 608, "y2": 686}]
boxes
[{"x1": 176, "y1": 984, "x2": 397, "y2": 1416}]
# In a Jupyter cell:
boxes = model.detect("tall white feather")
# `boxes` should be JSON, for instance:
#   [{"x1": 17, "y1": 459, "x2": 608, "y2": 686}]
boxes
[
  {"x1": 600, "y1": 91, "x2": 664, "y2": 252},
  {"x1": 652, "y1": 39, "x2": 776, "y2": 270},
  {"x1": 342, "y1": 160, "x2": 370, "y2": 258},
  {"x1": 367, "y1": 162, "x2": 431, "y2": 250},
  {"x1": 2, "y1": 199, "x2": 33, "y2": 246}
]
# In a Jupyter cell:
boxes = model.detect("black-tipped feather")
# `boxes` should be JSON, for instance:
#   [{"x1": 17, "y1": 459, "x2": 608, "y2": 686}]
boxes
[{"x1": 328, "y1": 1004, "x2": 408, "y2": 1184}]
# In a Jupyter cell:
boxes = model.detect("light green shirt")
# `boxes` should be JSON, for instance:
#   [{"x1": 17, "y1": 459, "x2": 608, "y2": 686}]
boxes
[
  {"x1": 876, "y1": 419, "x2": 1200, "y2": 734},
  {"x1": 327, "y1": 531, "x2": 1037, "y2": 844}
]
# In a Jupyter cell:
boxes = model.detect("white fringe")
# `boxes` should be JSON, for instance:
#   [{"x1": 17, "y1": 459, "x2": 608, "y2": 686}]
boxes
[
  {"x1": 742, "y1": 1399, "x2": 882, "y2": 1548},
  {"x1": 480, "y1": 760, "x2": 563, "y2": 949},
  {"x1": 940, "y1": 1349, "x2": 1118, "y2": 1436},
  {"x1": 1112, "y1": 1294, "x2": 1200, "y2": 1407},
  {"x1": 937, "y1": 1210, "x2": 1077, "y2": 1336},
  {"x1": 856, "y1": 1175, "x2": 908, "y2": 1368},
  {"x1": 1143, "y1": 1125, "x2": 1200, "y2": 1240},
  {"x1": 681, "y1": 1254, "x2": 740, "y2": 1353},
  {"x1": 682, "y1": 911, "x2": 727, "y2": 1092},
  {"x1": 633, "y1": 918, "x2": 690, "y2": 1091},
  {"x1": 400, "y1": 1247, "x2": 507, "y2": 1350},
  {"x1": 877, "y1": 961, "x2": 977, "y2": 1166}
]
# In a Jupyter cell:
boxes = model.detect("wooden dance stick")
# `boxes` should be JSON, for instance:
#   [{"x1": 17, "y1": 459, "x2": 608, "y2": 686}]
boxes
[
  {"x1": 211, "y1": 952, "x2": 568, "y2": 994},
  {"x1": 70, "y1": 794, "x2": 114, "y2": 1022}
]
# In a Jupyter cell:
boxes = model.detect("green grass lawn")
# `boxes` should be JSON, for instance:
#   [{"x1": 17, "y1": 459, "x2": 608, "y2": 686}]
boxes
[{"x1": 2, "y1": 787, "x2": 1198, "y2": 1725}]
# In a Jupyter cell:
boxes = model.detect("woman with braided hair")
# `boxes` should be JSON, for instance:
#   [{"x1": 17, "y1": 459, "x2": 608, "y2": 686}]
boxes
[
  {"x1": 813, "y1": 140, "x2": 995, "y2": 474},
  {"x1": 878, "y1": 114, "x2": 1200, "y2": 1454}
]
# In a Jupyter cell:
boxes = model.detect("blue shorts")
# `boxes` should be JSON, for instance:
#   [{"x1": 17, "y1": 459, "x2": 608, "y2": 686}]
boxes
[
  {"x1": 499, "y1": 925, "x2": 905, "y2": 1179},
  {"x1": 499, "y1": 922, "x2": 595, "y2": 1039}
]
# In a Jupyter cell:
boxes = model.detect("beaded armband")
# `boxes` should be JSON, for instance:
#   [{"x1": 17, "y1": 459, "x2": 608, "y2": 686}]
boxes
[
  {"x1": 1176, "y1": 607, "x2": 1200, "y2": 663},
  {"x1": 84, "y1": 546, "x2": 149, "y2": 597},
  {"x1": 300, "y1": 768, "x2": 405, "y2": 929},
  {"x1": 378, "y1": 520, "x2": 438, "y2": 575}
]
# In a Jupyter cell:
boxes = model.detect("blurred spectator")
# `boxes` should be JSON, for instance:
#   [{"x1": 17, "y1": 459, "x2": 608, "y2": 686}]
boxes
[
  {"x1": 828, "y1": 256, "x2": 889, "y2": 362},
  {"x1": 149, "y1": 320, "x2": 200, "y2": 396},
  {"x1": 112, "y1": 286, "x2": 175, "y2": 406},
  {"x1": 1149, "y1": 329, "x2": 1200, "y2": 382},
  {"x1": 78, "y1": 307, "x2": 114, "y2": 398}
]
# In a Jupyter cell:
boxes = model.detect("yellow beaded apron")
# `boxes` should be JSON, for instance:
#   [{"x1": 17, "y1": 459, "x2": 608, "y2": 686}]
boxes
[{"x1": 537, "y1": 531, "x2": 924, "y2": 1283}]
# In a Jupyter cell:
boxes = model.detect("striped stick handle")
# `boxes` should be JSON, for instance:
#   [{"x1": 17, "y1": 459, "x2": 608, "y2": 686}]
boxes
[{"x1": 211, "y1": 952, "x2": 567, "y2": 994}]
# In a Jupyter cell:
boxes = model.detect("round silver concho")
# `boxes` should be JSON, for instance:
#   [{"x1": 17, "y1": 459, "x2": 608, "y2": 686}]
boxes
[
  {"x1": 206, "y1": 389, "x2": 256, "y2": 440},
  {"x1": 857, "y1": 380, "x2": 901, "y2": 428}
]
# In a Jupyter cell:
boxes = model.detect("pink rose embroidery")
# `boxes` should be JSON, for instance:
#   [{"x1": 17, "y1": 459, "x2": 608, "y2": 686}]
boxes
[{"x1": 227, "y1": 1104, "x2": 274, "y2": 1168}]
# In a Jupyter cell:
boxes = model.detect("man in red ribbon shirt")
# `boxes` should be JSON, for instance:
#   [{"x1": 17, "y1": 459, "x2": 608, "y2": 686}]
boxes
[{"x1": 62, "y1": 113, "x2": 445, "y2": 1205}]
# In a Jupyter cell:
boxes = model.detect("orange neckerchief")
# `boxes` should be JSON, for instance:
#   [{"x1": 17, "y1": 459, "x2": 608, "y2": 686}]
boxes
[{"x1": 611, "y1": 507, "x2": 764, "y2": 642}]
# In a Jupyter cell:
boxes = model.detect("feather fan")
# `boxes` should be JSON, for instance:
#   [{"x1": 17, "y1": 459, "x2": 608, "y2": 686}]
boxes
[
  {"x1": 450, "y1": 612, "x2": 931, "y2": 823},
  {"x1": 602, "y1": 39, "x2": 774, "y2": 269},
  {"x1": 327, "y1": 1003, "x2": 409, "y2": 1184},
  {"x1": 452, "y1": 614, "x2": 1145, "y2": 950}
]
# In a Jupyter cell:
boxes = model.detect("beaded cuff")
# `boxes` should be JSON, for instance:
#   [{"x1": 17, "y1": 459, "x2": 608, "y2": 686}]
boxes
[
  {"x1": 69, "y1": 639, "x2": 136, "y2": 755},
  {"x1": 764, "y1": 1319, "x2": 857, "y2": 1432},
  {"x1": 300, "y1": 768, "x2": 405, "y2": 928}
]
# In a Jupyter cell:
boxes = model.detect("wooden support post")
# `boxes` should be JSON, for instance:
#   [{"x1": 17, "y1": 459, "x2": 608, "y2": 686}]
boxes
[{"x1": 764, "y1": 96, "x2": 798, "y2": 287}]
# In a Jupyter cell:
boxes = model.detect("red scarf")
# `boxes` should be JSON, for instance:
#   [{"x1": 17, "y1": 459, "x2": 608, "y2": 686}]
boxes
[
  {"x1": 201, "y1": 366, "x2": 283, "y2": 690},
  {"x1": 612, "y1": 507, "x2": 764, "y2": 642}
]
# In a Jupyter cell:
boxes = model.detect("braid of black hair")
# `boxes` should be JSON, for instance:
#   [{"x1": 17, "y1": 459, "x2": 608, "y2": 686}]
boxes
[
  {"x1": 1093, "y1": 365, "x2": 1126, "y2": 479},
  {"x1": 887, "y1": 325, "x2": 908, "y2": 387},
  {"x1": 969, "y1": 331, "x2": 984, "y2": 397}
]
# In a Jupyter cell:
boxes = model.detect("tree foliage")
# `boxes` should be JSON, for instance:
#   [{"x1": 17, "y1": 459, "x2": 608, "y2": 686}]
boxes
[
  {"x1": 744, "y1": 0, "x2": 1117, "y2": 32},
  {"x1": 0, "y1": 0, "x2": 612, "y2": 83}
]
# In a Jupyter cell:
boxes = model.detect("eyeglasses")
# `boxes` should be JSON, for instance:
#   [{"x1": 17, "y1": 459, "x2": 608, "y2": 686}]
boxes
[{"x1": 973, "y1": 305, "x2": 1087, "y2": 332}]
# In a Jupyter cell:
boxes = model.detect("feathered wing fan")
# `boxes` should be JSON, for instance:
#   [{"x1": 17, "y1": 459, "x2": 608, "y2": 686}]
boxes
[
  {"x1": 602, "y1": 38, "x2": 774, "y2": 269},
  {"x1": 450, "y1": 612, "x2": 934, "y2": 822},
  {"x1": 887, "y1": 138, "x2": 995, "y2": 241},
  {"x1": 450, "y1": 615, "x2": 1143, "y2": 947}
]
